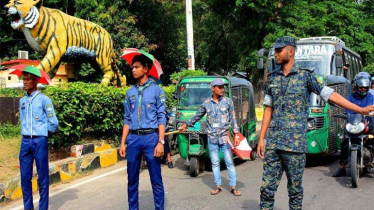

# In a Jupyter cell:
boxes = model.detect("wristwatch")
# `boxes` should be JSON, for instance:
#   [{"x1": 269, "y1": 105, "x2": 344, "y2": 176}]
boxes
[{"x1": 158, "y1": 140, "x2": 165, "y2": 145}]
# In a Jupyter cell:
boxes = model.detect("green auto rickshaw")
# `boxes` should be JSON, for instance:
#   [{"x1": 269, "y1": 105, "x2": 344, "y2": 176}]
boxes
[{"x1": 174, "y1": 76, "x2": 258, "y2": 177}]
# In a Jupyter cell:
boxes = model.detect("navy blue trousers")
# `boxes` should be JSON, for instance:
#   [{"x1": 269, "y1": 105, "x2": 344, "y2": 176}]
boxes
[
  {"x1": 19, "y1": 136, "x2": 49, "y2": 210},
  {"x1": 127, "y1": 132, "x2": 164, "y2": 210}
]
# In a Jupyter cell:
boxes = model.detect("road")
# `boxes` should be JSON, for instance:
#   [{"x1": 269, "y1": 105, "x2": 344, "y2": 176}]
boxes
[{"x1": 2, "y1": 154, "x2": 374, "y2": 210}]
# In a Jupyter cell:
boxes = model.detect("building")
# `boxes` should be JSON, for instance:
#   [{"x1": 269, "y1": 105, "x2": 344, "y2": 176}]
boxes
[
  {"x1": 0, "y1": 59, "x2": 73, "y2": 87},
  {"x1": 0, "y1": 59, "x2": 41, "y2": 88}
]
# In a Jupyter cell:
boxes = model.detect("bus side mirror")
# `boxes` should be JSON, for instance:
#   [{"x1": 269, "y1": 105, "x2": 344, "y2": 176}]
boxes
[
  {"x1": 176, "y1": 86, "x2": 181, "y2": 98},
  {"x1": 257, "y1": 48, "x2": 268, "y2": 71},
  {"x1": 335, "y1": 54, "x2": 343, "y2": 69}
]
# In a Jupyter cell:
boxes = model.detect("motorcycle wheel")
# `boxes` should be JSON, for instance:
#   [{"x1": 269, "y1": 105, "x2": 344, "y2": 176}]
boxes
[
  {"x1": 190, "y1": 157, "x2": 200, "y2": 177},
  {"x1": 351, "y1": 150, "x2": 359, "y2": 188}
]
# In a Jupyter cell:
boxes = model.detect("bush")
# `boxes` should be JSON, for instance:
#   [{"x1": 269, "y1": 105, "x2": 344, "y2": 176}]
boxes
[
  {"x1": 45, "y1": 82, "x2": 176, "y2": 147},
  {"x1": 1, "y1": 82, "x2": 177, "y2": 147},
  {"x1": 170, "y1": 69, "x2": 207, "y2": 83},
  {"x1": 0, "y1": 88, "x2": 23, "y2": 97},
  {"x1": 0, "y1": 122, "x2": 21, "y2": 139}
]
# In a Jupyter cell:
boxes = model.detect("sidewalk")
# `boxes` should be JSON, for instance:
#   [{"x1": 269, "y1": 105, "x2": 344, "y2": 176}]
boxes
[{"x1": 0, "y1": 142, "x2": 123, "y2": 204}]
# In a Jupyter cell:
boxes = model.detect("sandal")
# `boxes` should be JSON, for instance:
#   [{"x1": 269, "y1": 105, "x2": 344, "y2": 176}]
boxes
[
  {"x1": 210, "y1": 187, "x2": 222, "y2": 195},
  {"x1": 231, "y1": 188, "x2": 241, "y2": 196}
]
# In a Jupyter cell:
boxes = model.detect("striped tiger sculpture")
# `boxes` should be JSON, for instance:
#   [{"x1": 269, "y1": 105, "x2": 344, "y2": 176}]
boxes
[{"x1": 5, "y1": 0, "x2": 126, "y2": 86}]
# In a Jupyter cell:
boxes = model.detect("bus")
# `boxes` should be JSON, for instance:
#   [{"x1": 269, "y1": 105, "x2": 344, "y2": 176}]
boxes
[{"x1": 257, "y1": 36, "x2": 363, "y2": 155}]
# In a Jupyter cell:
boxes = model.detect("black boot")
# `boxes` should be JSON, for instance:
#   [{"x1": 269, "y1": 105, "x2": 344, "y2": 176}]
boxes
[{"x1": 333, "y1": 167, "x2": 346, "y2": 177}]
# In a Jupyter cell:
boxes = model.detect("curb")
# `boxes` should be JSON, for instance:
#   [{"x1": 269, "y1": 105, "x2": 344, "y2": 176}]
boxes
[{"x1": 0, "y1": 142, "x2": 125, "y2": 204}]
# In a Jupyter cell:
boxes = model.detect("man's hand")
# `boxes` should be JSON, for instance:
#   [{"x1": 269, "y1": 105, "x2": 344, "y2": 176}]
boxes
[
  {"x1": 154, "y1": 143, "x2": 164, "y2": 157},
  {"x1": 234, "y1": 134, "x2": 240, "y2": 147},
  {"x1": 179, "y1": 123, "x2": 188, "y2": 133},
  {"x1": 119, "y1": 144, "x2": 127, "y2": 157},
  {"x1": 363, "y1": 105, "x2": 374, "y2": 116},
  {"x1": 257, "y1": 139, "x2": 265, "y2": 159}
]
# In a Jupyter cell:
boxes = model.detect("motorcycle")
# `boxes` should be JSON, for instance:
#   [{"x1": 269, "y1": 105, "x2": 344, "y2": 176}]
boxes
[{"x1": 344, "y1": 113, "x2": 374, "y2": 188}]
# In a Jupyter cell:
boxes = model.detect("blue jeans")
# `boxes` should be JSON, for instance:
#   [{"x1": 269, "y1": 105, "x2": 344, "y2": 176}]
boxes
[{"x1": 208, "y1": 138, "x2": 236, "y2": 187}]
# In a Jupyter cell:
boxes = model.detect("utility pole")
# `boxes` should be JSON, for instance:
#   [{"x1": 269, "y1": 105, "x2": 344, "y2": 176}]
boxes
[{"x1": 186, "y1": 0, "x2": 195, "y2": 70}]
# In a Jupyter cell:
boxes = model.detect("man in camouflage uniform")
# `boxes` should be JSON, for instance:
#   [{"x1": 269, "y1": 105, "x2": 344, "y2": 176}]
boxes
[{"x1": 257, "y1": 36, "x2": 374, "y2": 210}]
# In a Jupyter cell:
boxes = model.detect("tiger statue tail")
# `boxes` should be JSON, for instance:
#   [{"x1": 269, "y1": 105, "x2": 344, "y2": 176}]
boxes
[{"x1": 111, "y1": 51, "x2": 126, "y2": 87}]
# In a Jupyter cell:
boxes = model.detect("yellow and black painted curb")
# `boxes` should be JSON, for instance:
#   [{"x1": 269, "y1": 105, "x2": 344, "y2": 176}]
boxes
[{"x1": 0, "y1": 143, "x2": 124, "y2": 204}]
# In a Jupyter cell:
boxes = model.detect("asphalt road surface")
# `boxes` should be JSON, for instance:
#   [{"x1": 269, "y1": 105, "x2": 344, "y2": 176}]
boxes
[{"x1": 3, "y1": 154, "x2": 374, "y2": 210}]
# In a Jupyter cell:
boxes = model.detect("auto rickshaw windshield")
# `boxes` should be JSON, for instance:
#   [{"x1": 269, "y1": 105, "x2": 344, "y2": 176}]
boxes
[{"x1": 178, "y1": 82, "x2": 228, "y2": 110}]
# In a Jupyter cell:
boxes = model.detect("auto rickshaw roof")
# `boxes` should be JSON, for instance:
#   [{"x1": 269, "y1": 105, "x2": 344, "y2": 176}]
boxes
[
  {"x1": 179, "y1": 76, "x2": 253, "y2": 88},
  {"x1": 179, "y1": 76, "x2": 229, "y2": 84},
  {"x1": 229, "y1": 76, "x2": 253, "y2": 88}
]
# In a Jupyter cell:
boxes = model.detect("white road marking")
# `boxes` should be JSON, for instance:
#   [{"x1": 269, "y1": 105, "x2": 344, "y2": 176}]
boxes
[{"x1": 8, "y1": 167, "x2": 126, "y2": 210}]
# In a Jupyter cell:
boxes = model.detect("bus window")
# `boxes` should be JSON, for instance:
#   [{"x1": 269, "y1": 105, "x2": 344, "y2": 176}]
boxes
[
  {"x1": 331, "y1": 55, "x2": 337, "y2": 76},
  {"x1": 353, "y1": 57, "x2": 358, "y2": 75},
  {"x1": 347, "y1": 54, "x2": 353, "y2": 75}
]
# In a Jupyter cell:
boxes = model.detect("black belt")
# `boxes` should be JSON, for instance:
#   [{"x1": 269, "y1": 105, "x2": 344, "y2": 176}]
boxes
[{"x1": 130, "y1": 129, "x2": 158, "y2": 136}]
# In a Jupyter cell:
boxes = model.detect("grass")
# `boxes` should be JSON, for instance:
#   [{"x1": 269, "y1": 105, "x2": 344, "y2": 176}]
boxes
[{"x1": 0, "y1": 136, "x2": 21, "y2": 182}]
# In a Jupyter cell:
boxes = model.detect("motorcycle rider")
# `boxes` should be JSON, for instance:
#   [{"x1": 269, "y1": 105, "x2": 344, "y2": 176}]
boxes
[{"x1": 333, "y1": 72, "x2": 374, "y2": 177}]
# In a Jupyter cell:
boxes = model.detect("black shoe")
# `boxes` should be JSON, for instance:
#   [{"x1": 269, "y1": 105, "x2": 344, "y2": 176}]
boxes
[
  {"x1": 333, "y1": 167, "x2": 346, "y2": 177},
  {"x1": 167, "y1": 161, "x2": 174, "y2": 169}
]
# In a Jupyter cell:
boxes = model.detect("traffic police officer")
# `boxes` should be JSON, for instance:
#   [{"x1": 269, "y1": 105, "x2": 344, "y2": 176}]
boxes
[
  {"x1": 258, "y1": 36, "x2": 374, "y2": 210},
  {"x1": 119, "y1": 54, "x2": 166, "y2": 210},
  {"x1": 19, "y1": 66, "x2": 59, "y2": 210}
]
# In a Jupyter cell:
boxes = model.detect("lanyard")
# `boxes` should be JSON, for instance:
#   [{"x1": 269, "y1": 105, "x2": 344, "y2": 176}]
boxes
[
  {"x1": 211, "y1": 100, "x2": 222, "y2": 119},
  {"x1": 26, "y1": 91, "x2": 40, "y2": 137},
  {"x1": 137, "y1": 82, "x2": 151, "y2": 129}
]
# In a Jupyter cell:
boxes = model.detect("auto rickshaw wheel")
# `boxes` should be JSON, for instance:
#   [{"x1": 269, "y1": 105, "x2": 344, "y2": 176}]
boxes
[
  {"x1": 250, "y1": 147, "x2": 257, "y2": 161},
  {"x1": 190, "y1": 157, "x2": 200, "y2": 177}
]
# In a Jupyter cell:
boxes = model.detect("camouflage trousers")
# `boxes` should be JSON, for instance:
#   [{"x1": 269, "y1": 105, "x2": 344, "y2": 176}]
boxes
[{"x1": 260, "y1": 149, "x2": 306, "y2": 210}]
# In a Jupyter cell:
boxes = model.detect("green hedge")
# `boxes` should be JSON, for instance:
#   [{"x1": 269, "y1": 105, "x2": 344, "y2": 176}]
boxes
[
  {"x1": 0, "y1": 122, "x2": 21, "y2": 139},
  {"x1": 1, "y1": 82, "x2": 176, "y2": 147}
]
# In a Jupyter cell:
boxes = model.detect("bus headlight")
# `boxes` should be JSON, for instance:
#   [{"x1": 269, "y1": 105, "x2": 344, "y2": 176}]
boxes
[
  {"x1": 307, "y1": 119, "x2": 316, "y2": 129},
  {"x1": 346, "y1": 123, "x2": 365, "y2": 134}
]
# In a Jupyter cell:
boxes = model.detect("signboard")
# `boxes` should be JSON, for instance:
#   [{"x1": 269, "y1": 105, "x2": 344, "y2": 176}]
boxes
[{"x1": 295, "y1": 44, "x2": 334, "y2": 58}]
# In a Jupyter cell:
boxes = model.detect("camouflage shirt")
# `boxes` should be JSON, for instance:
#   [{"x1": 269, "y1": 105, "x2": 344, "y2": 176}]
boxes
[
  {"x1": 263, "y1": 64, "x2": 334, "y2": 153},
  {"x1": 187, "y1": 96, "x2": 239, "y2": 144}
]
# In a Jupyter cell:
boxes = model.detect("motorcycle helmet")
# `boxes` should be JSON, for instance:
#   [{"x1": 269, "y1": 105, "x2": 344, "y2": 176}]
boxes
[{"x1": 354, "y1": 73, "x2": 371, "y2": 97}]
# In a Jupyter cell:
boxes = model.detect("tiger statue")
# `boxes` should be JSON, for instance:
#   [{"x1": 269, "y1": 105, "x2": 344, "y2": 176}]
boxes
[{"x1": 5, "y1": 0, "x2": 126, "y2": 86}]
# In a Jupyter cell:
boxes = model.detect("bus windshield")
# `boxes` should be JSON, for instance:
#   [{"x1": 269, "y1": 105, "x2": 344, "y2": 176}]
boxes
[
  {"x1": 178, "y1": 82, "x2": 212, "y2": 110},
  {"x1": 295, "y1": 44, "x2": 335, "y2": 76},
  {"x1": 266, "y1": 44, "x2": 336, "y2": 76}
]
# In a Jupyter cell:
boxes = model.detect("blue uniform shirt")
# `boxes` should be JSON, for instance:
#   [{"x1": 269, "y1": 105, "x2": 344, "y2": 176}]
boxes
[
  {"x1": 123, "y1": 80, "x2": 167, "y2": 130},
  {"x1": 19, "y1": 90, "x2": 59, "y2": 137}
]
